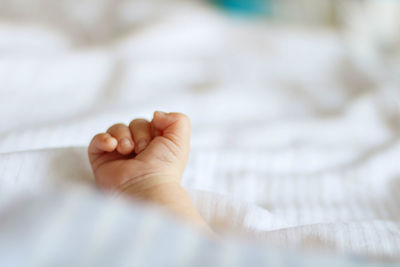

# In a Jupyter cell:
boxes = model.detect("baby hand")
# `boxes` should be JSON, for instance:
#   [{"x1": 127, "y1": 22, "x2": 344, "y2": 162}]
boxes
[{"x1": 88, "y1": 111, "x2": 191, "y2": 193}]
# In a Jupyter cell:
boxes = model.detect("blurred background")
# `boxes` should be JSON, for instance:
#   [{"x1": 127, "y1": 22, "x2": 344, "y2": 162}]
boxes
[
  {"x1": 1, "y1": 0, "x2": 400, "y2": 260},
  {"x1": 1, "y1": 0, "x2": 399, "y2": 127},
  {"x1": 0, "y1": 0, "x2": 399, "y2": 131}
]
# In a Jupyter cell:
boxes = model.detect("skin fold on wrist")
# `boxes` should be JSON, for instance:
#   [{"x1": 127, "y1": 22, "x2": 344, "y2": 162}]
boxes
[{"x1": 115, "y1": 175, "x2": 181, "y2": 197}]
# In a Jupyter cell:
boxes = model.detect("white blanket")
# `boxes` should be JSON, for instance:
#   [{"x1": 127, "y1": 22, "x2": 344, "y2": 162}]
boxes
[{"x1": 1, "y1": 0, "x2": 399, "y2": 260}]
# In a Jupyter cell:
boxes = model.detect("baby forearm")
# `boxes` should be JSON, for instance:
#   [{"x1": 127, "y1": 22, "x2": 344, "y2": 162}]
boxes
[{"x1": 121, "y1": 179, "x2": 210, "y2": 232}]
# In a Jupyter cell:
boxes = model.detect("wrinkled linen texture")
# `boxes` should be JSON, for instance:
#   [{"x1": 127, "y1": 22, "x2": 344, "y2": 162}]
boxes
[{"x1": 0, "y1": 0, "x2": 400, "y2": 261}]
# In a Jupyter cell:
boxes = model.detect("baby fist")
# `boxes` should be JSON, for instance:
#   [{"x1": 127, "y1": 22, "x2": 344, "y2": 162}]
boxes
[{"x1": 88, "y1": 112, "x2": 191, "y2": 192}]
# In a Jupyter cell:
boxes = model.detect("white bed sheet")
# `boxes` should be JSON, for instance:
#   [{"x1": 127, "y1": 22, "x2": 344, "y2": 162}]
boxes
[{"x1": 0, "y1": 1, "x2": 399, "y2": 260}]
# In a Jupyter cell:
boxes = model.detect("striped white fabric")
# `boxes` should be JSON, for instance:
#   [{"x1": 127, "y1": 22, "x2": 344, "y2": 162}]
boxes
[
  {"x1": 0, "y1": 187, "x2": 389, "y2": 267},
  {"x1": 0, "y1": 0, "x2": 400, "y2": 263}
]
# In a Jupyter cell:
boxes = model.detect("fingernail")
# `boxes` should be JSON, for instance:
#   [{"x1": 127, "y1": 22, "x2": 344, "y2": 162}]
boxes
[
  {"x1": 107, "y1": 137, "x2": 118, "y2": 147},
  {"x1": 120, "y1": 138, "x2": 132, "y2": 149},
  {"x1": 137, "y1": 140, "x2": 147, "y2": 152}
]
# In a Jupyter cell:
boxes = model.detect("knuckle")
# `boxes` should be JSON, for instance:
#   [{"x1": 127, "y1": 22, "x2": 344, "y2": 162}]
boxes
[
  {"x1": 94, "y1": 133, "x2": 106, "y2": 140},
  {"x1": 107, "y1": 123, "x2": 126, "y2": 132},
  {"x1": 172, "y1": 113, "x2": 190, "y2": 124},
  {"x1": 92, "y1": 133, "x2": 108, "y2": 143},
  {"x1": 175, "y1": 113, "x2": 191, "y2": 132},
  {"x1": 129, "y1": 118, "x2": 148, "y2": 128}
]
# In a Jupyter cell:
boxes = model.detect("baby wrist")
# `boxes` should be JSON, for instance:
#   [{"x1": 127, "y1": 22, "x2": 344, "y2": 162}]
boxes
[{"x1": 116, "y1": 175, "x2": 181, "y2": 198}]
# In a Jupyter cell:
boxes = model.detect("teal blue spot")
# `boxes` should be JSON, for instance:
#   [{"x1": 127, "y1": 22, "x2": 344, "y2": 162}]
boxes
[{"x1": 211, "y1": 0, "x2": 272, "y2": 15}]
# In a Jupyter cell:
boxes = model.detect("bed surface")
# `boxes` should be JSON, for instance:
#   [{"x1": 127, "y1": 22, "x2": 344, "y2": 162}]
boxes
[{"x1": 0, "y1": 0, "x2": 399, "y2": 260}]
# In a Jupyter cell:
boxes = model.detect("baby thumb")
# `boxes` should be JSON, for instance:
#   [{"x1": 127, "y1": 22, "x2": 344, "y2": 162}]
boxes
[{"x1": 151, "y1": 111, "x2": 191, "y2": 155}]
